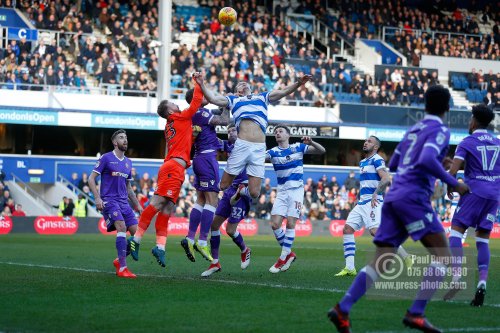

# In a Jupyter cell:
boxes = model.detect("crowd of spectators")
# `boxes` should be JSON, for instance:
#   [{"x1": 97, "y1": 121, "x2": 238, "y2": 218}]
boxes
[
  {"x1": 0, "y1": 170, "x2": 25, "y2": 217},
  {"x1": 318, "y1": 0, "x2": 499, "y2": 63},
  {"x1": 0, "y1": 0, "x2": 498, "y2": 107},
  {"x1": 451, "y1": 68, "x2": 500, "y2": 108}
]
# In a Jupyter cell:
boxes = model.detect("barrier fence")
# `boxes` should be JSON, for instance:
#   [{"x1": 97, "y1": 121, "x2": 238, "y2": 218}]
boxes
[{"x1": 2, "y1": 216, "x2": 500, "y2": 239}]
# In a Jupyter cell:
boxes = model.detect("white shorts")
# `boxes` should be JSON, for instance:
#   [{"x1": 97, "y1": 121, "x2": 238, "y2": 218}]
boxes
[
  {"x1": 225, "y1": 138, "x2": 266, "y2": 179},
  {"x1": 345, "y1": 201, "x2": 382, "y2": 231},
  {"x1": 271, "y1": 187, "x2": 304, "y2": 219}
]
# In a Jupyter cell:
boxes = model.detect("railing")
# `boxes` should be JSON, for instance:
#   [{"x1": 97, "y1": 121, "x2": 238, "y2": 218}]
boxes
[
  {"x1": 382, "y1": 26, "x2": 484, "y2": 43},
  {"x1": 58, "y1": 175, "x2": 96, "y2": 207},
  {"x1": 37, "y1": 29, "x2": 94, "y2": 48},
  {"x1": 11, "y1": 173, "x2": 58, "y2": 214},
  {"x1": 285, "y1": 14, "x2": 354, "y2": 59},
  {"x1": 0, "y1": 82, "x2": 187, "y2": 99}
]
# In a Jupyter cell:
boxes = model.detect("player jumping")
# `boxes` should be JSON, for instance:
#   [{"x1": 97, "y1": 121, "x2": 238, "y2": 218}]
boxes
[
  {"x1": 335, "y1": 136, "x2": 413, "y2": 277},
  {"x1": 88, "y1": 129, "x2": 143, "y2": 278},
  {"x1": 267, "y1": 125, "x2": 325, "y2": 273},
  {"x1": 180, "y1": 90, "x2": 230, "y2": 262},
  {"x1": 444, "y1": 104, "x2": 499, "y2": 306},
  {"x1": 128, "y1": 73, "x2": 203, "y2": 267},
  {"x1": 194, "y1": 73, "x2": 312, "y2": 206},
  {"x1": 201, "y1": 122, "x2": 252, "y2": 277},
  {"x1": 328, "y1": 85, "x2": 469, "y2": 333}
]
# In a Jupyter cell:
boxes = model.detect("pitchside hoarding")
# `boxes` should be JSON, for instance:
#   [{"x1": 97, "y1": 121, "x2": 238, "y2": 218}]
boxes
[{"x1": 4, "y1": 216, "x2": 500, "y2": 239}]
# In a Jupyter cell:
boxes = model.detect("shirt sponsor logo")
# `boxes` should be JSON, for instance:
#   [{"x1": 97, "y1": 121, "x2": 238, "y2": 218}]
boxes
[
  {"x1": 111, "y1": 171, "x2": 129, "y2": 178},
  {"x1": 406, "y1": 220, "x2": 425, "y2": 233},
  {"x1": 34, "y1": 216, "x2": 78, "y2": 235},
  {"x1": 200, "y1": 181, "x2": 209, "y2": 188},
  {"x1": 0, "y1": 216, "x2": 13, "y2": 234}
]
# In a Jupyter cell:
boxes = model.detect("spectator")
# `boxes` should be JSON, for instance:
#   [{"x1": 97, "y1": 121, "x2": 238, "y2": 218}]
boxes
[
  {"x1": 11, "y1": 203, "x2": 26, "y2": 216},
  {"x1": 344, "y1": 170, "x2": 360, "y2": 192},
  {"x1": 255, "y1": 194, "x2": 272, "y2": 220},
  {"x1": 63, "y1": 198, "x2": 75, "y2": 216},
  {"x1": 78, "y1": 172, "x2": 89, "y2": 190}
]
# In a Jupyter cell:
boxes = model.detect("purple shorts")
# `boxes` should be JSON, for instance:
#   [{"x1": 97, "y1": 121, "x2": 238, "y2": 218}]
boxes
[
  {"x1": 215, "y1": 186, "x2": 250, "y2": 223},
  {"x1": 193, "y1": 153, "x2": 220, "y2": 192},
  {"x1": 452, "y1": 193, "x2": 498, "y2": 232},
  {"x1": 102, "y1": 201, "x2": 138, "y2": 232},
  {"x1": 374, "y1": 197, "x2": 444, "y2": 247}
]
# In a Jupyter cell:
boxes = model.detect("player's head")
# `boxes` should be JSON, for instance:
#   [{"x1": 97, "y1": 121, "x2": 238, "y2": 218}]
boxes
[
  {"x1": 424, "y1": 85, "x2": 450, "y2": 116},
  {"x1": 363, "y1": 135, "x2": 381, "y2": 154},
  {"x1": 469, "y1": 104, "x2": 494, "y2": 134},
  {"x1": 111, "y1": 129, "x2": 128, "y2": 152},
  {"x1": 274, "y1": 124, "x2": 290, "y2": 144},
  {"x1": 227, "y1": 121, "x2": 237, "y2": 143},
  {"x1": 185, "y1": 88, "x2": 208, "y2": 106},
  {"x1": 157, "y1": 100, "x2": 180, "y2": 118},
  {"x1": 235, "y1": 81, "x2": 251, "y2": 96}
]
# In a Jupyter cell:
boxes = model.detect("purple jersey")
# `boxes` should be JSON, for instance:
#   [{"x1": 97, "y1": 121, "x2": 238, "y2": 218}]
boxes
[
  {"x1": 454, "y1": 129, "x2": 500, "y2": 200},
  {"x1": 223, "y1": 140, "x2": 248, "y2": 186},
  {"x1": 386, "y1": 115, "x2": 457, "y2": 202},
  {"x1": 192, "y1": 108, "x2": 220, "y2": 156},
  {"x1": 92, "y1": 151, "x2": 132, "y2": 204}
]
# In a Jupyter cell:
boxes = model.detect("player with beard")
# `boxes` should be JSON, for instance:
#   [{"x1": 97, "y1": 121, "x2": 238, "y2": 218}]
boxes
[
  {"x1": 89, "y1": 129, "x2": 143, "y2": 278},
  {"x1": 335, "y1": 136, "x2": 414, "y2": 277}
]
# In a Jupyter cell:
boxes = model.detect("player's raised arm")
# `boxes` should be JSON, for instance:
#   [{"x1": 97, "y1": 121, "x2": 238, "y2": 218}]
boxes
[
  {"x1": 193, "y1": 73, "x2": 229, "y2": 108},
  {"x1": 182, "y1": 73, "x2": 204, "y2": 118},
  {"x1": 302, "y1": 136, "x2": 326, "y2": 154},
  {"x1": 268, "y1": 75, "x2": 313, "y2": 103},
  {"x1": 209, "y1": 107, "x2": 230, "y2": 126}
]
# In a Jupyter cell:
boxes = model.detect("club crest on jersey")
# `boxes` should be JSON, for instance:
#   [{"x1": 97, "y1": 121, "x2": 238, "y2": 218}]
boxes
[
  {"x1": 113, "y1": 211, "x2": 118, "y2": 217},
  {"x1": 436, "y1": 132, "x2": 445, "y2": 145}
]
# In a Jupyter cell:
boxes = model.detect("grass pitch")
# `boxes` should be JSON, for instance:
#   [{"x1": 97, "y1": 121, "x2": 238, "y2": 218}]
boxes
[{"x1": 1, "y1": 234, "x2": 499, "y2": 333}]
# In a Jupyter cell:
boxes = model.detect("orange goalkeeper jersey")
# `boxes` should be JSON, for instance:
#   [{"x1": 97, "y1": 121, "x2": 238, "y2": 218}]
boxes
[{"x1": 163, "y1": 83, "x2": 203, "y2": 167}]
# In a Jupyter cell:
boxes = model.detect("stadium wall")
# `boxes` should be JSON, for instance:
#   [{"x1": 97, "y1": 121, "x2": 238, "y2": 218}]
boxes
[
  {"x1": 0, "y1": 154, "x2": 359, "y2": 188},
  {"x1": 420, "y1": 55, "x2": 500, "y2": 78},
  {"x1": 3, "y1": 216, "x2": 499, "y2": 238}
]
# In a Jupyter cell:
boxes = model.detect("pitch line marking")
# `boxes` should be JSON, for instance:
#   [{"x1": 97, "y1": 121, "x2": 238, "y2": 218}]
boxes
[{"x1": 1, "y1": 261, "x2": 499, "y2": 310}]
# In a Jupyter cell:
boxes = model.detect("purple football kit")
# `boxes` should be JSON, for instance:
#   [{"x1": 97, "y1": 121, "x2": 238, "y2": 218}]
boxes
[
  {"x1": 92, "y1": 151, "x2": 138, "y2": 232},
  {"x1": 215, "y1": 140, "x2": 250, "y2": 223},
  {"x1": 452, "y1": 129, "x2": 500, "y2": 231},
  {"x1": 192, "y1": 108, "x2": 221, "y2": 193},
  {"x1": 374, "y1": 115, "x2": 459, "y2": 247}
]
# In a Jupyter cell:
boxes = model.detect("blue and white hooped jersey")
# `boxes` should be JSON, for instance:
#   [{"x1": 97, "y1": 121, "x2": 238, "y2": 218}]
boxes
[
  {"x1": 226, "y1": 92, "x2": 270, "y2": 134},
  {"x1": 358, "y1": 153, "x2": 386, "y2": 205},
  {"x1": 267, "y1": 143, "x2": 308, "y2": 191}
]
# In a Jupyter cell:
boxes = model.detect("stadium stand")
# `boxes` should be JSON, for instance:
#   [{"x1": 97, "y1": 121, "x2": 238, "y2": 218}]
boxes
[{"x1": 1, "y1": 0, "x2": 496, "y2": 109}]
